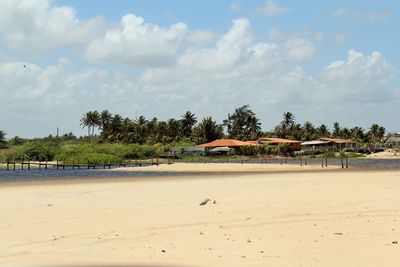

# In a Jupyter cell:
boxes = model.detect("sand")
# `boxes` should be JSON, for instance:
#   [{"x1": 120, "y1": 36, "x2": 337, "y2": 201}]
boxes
[
  {"x1": 1, "y1": 165, "x2": 400, "y2": 266},
  {"x1": 112, "y1": 162, "x2": 342, "y2": 173},
  {"x1": 367, "y1": 150, "x2": 400, "y2": 159}
]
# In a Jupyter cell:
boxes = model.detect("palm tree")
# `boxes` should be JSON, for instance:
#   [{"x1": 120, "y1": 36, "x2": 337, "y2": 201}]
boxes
[
  {"x1": 0, "y1": 130, "x2": 7, "y2": 148},
  {"x1": 80, "y1": 111, "x2": 101, "y2": 139},
  {"x1": 332, "y1": 122, "x2": 341, "y2": 137},
  {"x1": 100, "y1": 110, "x2": 112, "y2": 140},
  {"x1": 350, "y1": 127, "x2": 365, "y2": 143},
  {"x1": 279, "y1": 112, "x2": 295, "y2": 138},
  {"x1": 91, "y1": 110, "x2": 101, "y2": 137},
  {"x1": 109, "y1": 114, "x2": 124, "y2": 142},
  {"x1": 80, "y1": 111, "x2": 93, "y2": 138},
  {"x1": 368, "y1": 124, "x2": 385, "y2": 143},
  {"x1": 245, "y1": 115, "x2": 261, "y2": 140},
  {"x1": 180, "y1": 111, "x2": 197, "y2": 138},
  {"x1": 224, "y1": 105, "x2": 260, "y2": 140},
  {"x1": 302, "y1": 121, "x2": 315, "y2": 141},
  {"x1": 193, "y1": 117, "x2": 223, "y2": 144},
  {"x1": 291, "y1": 123, "x2": 302, "y2": 140},
  {"x1": 167, "y1": 118, "x2": 182, "y2": 142},
  {"x1": 317, "y1": 124, "x2": 330, "y2": 138}
]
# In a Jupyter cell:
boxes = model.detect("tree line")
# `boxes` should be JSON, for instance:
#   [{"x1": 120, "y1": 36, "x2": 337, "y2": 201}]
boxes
[
  {"x1": 78, "y1": 105, "x2": 386, "y2": 145},
  {"x1": 0, "y1": 105, "x2": 388, "y2": 148}
]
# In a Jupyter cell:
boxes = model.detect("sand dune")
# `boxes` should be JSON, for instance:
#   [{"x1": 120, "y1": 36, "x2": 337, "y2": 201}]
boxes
[{"x1": 1, "y1": 169, "x2": 400, "y2": 266}]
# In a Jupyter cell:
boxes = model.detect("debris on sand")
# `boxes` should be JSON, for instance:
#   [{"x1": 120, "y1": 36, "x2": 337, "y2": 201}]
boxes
[
  {"x1": 199, "y1": 198, "x2": 211, "y2": 206},
  {"x1": 199, "y1": 198, "x2": 218, "y2": 206}
]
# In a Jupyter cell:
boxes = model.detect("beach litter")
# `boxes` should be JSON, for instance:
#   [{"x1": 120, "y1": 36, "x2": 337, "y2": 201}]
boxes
[{"x1": 199, "y1": 198, "x2": 217, "y2": 206}]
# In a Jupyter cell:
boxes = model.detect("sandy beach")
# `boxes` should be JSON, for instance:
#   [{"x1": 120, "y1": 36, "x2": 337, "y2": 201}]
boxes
[{"x1": 1, "y1": 164, "x2": 400, "y2": 266}]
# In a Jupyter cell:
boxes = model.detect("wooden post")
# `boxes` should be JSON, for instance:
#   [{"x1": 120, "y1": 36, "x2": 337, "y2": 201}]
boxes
[
  {"x1": 325, "y1": 157, "x2": 328, "y2": 167},
  {"x1": 45, "y1": 160, "x2": 48, "y2": 170},
  {"x1": 345, "y1": 157, "x2": 348, "y2": 169},
  {"x1": 305, "y1": 158, "x2": 307, "y2": 165},
  {"x1": 6, "y1": 161, "x2": 9, "y2": 171},
  {"x1": 321, "y1": 158, "x2": 324, "y2": 168},
  {"x1": 13, "y1": 162, "x2": 16, "y2": 170},
  {"x1": 341, "y1": 158, "x2": 344, "y2": 168},
  {"x1": 56, "y1": 160, "x2": 59, "y2": 170},
  {"x1": 21, "y1": 160, "x2": 24, "y2": 170},
  {"x1": 28, "y1": 160, "x2": 30, "y2": 170}
]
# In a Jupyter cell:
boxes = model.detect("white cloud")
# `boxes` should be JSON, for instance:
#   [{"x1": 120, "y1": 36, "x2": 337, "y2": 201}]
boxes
[
  {"x1": 320, "y1": 50, "x2": 396, "y2": 102},
  {"x1": 186, "y1": 30, "x2": 216, "y2": 45},
  {"x1": 85, "y1": 14, "x2": 188, "y2": 67},
  {"x1": 0, "y1": 0, "x2": 105, "y2": 53},
  {"x1": 0, "y1": 13, "x2": 398, "y2": 137},
  {"x1": 331, "y1": 8, "x2": 391, "y2": 22},
  {"x1": 284, "y1": 38, "x2": 315, "y2": 62},
  {"x1": 268, "y1": 28, "x2": 285, "y2": 41},
  {"x1": 257, "y1": 0, "x2": 289, "y2": 17}
]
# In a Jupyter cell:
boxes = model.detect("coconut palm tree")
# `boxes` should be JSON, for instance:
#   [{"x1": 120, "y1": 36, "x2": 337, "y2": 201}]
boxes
[
  {"x1": 100, "y1": 109, "x2": 112, "y2": 140},
  {"x1": 302, "y1": 121, "x2": 315, "y2": 141},
  {"x1": 109, "y1": 114, "x2": 124, "y2": 142},
  {"x1": 80, "y1": 111, "x2": 101, "y2": 139},
  {"x1": 180, "y1": 111, "x2": 197, "y2": 138},
  {"x1": 193, "y1": 117, "x2": 223, "y2": 144},
  {"x1": 279, "y1": 112, "x2": 295, "y2": 138},
  {"x1": 368, "y1": 124, "x2": 385, "y2": 143},
  {"x1": 0, "y1": 130, "x2": 7, "y2": 148},
  {"x1": 224, "y1": 105, "x2": 260, "y2": 140},
  {"x1": 80, "y1": 111, "x2": 93, "y2": 138},
  {"x1": 317, "y1": 124, "x2": 330, "y2": 138},
  {"x1": 332, "y1": 122, "x2": 341, "y2": 137},
  {"x1": 166, "y1": 118, "x2": 182, "y2": 142},
  {"x1": 91, "y1": 110, "x2": 101, "y2": 137},
  {"x1": 245, "y1": 115, "x2": 261, "y2": 140},
  {"x1": 350, "y1": 127, "x2": 365, "y2": 143}
]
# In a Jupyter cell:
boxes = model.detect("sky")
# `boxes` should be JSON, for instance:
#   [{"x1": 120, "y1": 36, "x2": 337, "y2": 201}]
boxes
[{"x1": 0, "y1": 0, "x2": 399, "y2": 138}]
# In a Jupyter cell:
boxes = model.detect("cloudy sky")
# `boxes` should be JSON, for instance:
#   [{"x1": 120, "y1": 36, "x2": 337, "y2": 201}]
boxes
[{"x1": 0, "y1": 0, "x2": 399, "y2": 138}]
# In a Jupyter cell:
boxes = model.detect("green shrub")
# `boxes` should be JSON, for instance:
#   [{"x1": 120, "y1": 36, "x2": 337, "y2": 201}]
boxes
[{"x1": 4, "y1": 141, "x2": 55, "y2": 161}]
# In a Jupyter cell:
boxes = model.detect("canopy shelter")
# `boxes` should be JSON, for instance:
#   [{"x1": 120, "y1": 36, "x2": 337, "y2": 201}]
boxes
[{"x1": 198, "y1": 139, "x2": 257, "y2": 148}]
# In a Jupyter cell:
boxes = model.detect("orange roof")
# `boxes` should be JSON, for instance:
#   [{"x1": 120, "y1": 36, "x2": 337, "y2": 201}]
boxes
[
  {"x1": 257, "y1": 137, "x2": 301, "y2": 144},
  {"x1": 245, "y1": 140, "x2": 258, "y2": 145},
  {"x1": 320, "y1": 138, "x2": 354, "y2": 144},
  {"x1": 198, "y1": 139, "x2": 257, "y2": 148}
]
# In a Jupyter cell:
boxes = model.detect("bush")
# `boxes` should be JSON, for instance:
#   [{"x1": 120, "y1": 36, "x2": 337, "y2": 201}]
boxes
[{"x1": 4, "y1": 141, "x2": 55, "y2": 161}]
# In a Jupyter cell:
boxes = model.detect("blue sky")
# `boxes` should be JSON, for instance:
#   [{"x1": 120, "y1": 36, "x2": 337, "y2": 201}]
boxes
[{"x1": 0, "y1": 0, "x2": 399, "y2": 138}]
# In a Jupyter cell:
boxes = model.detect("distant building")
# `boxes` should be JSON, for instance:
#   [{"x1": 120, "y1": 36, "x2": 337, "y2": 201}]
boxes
[
  {"x1": 301, "y1": 138, "x2": 355, "y2": 152},
  {"x1": 385, "y1": 133, "x2": 400, "y2": 147}
]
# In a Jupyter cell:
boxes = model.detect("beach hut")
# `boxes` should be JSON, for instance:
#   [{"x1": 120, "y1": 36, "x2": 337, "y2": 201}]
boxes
[
  {"x1": 385, "y1": 133, "x2": 400, "y2": 148},
  {"x1": 198, "y1": 139, "x2": 257, "y2": 155},
  {"x1": 301, "y1": 138, "x2": 355, "y2": 152},
  {"x1": 319, "y1": 138, "x2": 355, "y2": 150},
  {"x1": 198, "y1": 139, "x2": 257, "y2": 148}
]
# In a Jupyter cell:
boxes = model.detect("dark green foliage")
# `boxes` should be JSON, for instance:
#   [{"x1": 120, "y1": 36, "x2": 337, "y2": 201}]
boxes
[
  {"x1": 223, "y1": 105, "x2": 261, "y2": 140},
  {"x1": 4, "y1": 141, "x2": 55, "y2": 161},
  {"x1": 193, "y1": 117, "x2": 223, "y2": 144},
  {"x1": 0, "y1": 130, "x2": 7, "y2": 149}
]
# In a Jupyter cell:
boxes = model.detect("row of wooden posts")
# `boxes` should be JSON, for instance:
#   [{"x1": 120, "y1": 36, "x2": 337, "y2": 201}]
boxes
[{"x1": 0, "y1": 158, "x2": 163, "y2": 171}]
